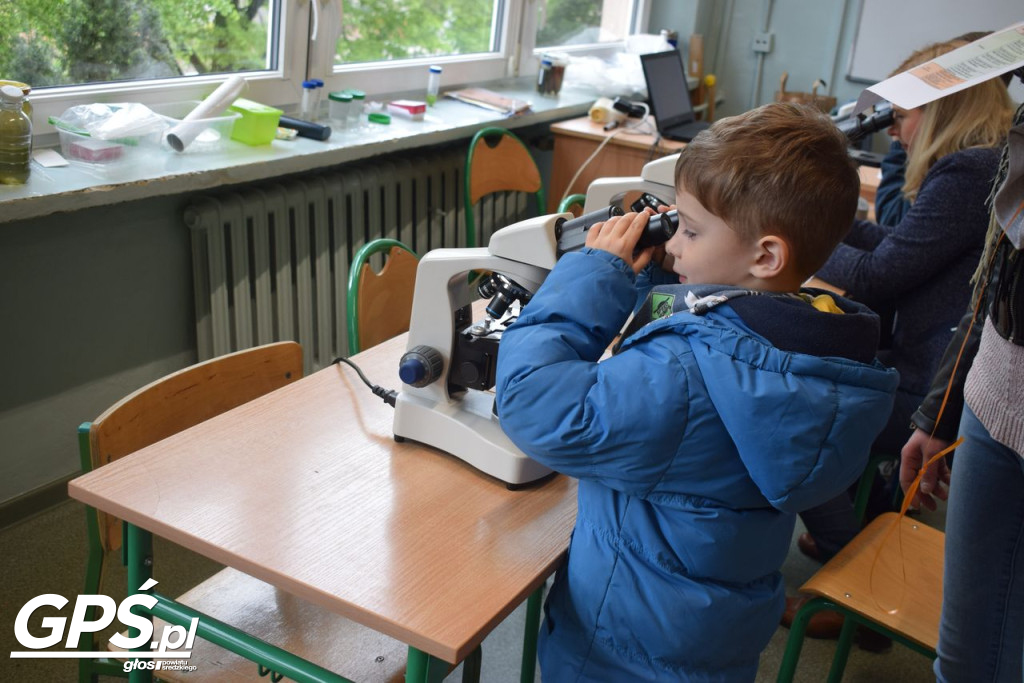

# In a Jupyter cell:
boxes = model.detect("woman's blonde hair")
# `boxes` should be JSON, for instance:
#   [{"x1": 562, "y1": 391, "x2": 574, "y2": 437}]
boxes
[{"x1": 895, "y1": 39, "x2": 1015, "y2": 201}]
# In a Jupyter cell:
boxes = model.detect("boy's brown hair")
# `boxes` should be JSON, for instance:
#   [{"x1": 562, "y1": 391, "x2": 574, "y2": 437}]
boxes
[{"x1": 674, "y1": 102, "x2": 859, "y2": 277}]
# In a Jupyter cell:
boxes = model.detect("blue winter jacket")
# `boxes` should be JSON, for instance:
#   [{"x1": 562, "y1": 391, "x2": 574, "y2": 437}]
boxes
[{"x1": 495, "y1": 249, "x2": 899, "y2": 682}]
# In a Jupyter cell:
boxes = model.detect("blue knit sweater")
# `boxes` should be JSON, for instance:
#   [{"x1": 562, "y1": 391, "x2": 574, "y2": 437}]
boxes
[{"x1": 817, "y1": 147, "x2": 1001, "y2": 395}]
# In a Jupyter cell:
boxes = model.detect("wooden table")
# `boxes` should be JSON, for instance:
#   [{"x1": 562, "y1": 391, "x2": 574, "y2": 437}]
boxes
[
  {"x1": 549, "y1": 116, "x2": 686, "y2": 212},
  {"x1": 68, "y1": 333, "x2": 577, "y2": 682}
]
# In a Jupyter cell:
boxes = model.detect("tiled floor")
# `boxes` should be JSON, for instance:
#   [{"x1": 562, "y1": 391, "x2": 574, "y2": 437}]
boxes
[{"x1": 2, "y1": 499, "x2": 942, "y2": 682}]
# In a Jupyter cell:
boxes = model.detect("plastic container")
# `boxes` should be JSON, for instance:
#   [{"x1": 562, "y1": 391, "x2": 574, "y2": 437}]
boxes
[
  {"x1": 328, "y1": 91, "x2": 352, "y2": 128},
  {"x1": 312, "y1": 79, "x2": 325, "y2": 119},
  {"x1": 348, "y1": 90, "x2": 366, "y2": 128},
  {"x1": 57, "y1": 129, "x2": 144, "y2": 166},
  {"x1": 426, "y1": 65, "x2": 442, "y2": 106},
  {"x1": 387, "y1": 100, "x2": 426, "y2": 121},
  {"x1": 537, "y1": 54, "x2": 568, "y2": 96},
  {"x1": 229, "y1": 98, "x2": 283, "y2": 146},
  {"x1": 300, "y1": 80, "x2": 317, "y2": 120},
  {"x1": 152, "y1": 101, "x2": 241, "y2": 153},
  {"x1": 0, "y1": 85, "x2": 32, "y2": 185}
]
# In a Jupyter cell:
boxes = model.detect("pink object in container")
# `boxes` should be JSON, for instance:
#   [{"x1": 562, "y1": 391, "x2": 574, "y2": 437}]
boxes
[{"x1": 387, "y1": 100, "x2": 427, "y2": 121}]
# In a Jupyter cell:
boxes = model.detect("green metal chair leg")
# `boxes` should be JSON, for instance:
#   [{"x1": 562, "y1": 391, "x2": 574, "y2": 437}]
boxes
[
  {"x1": 461, "y1": 645, "x2": 482, "y2": 683},
  {"x1": 777, "y1": 597, "x2": 840, "y2": 683},
  {"x1": 520, "y1": 583, "x2": 545, "y2": 683},
  {"x1": 827, "y1": 614, "x2": 858, "y2": 682},
  {"x1": 405, "y1": 647, "x2": 450, "y2": 683},
  {"x1": 125, "y1": 524, "x2": 154, "y2": 683}
]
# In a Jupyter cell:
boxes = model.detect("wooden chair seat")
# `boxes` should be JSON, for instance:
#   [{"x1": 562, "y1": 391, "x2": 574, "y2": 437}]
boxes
[
  {"x1": 778, "y1": 512, "x2": 943, "y2": 681},
  {"x1": 110, "y1": 568, "x2": 410, "y2": 682}
]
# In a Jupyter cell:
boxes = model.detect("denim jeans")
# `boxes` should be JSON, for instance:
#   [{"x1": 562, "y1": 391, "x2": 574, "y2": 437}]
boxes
[{"x1": 935, "y1": 405, "x2": 1024, "y2": 683}]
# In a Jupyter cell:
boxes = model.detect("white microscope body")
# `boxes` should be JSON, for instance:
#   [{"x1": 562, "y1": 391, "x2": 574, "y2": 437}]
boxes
[
  {"x1": 392, "y1": 214, "x2": 562, "y2": 486},
  {"x1": 391, "y1": 153, "x2": 681, "y2": 486}
]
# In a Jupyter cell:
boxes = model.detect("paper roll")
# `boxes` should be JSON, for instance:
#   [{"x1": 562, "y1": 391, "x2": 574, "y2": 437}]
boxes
[{"x1": 166, "y1": 75, "x2": 247, "y2": 152}]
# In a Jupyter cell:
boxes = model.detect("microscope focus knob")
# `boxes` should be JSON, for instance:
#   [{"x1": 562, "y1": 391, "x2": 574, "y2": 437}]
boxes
[{"x1": 398, "y1": 345, "x2": 444, "y2": 387}]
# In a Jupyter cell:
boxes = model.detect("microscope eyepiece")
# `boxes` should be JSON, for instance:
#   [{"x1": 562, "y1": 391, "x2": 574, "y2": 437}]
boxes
[
  {"x1": 837, "y1": 103, "x2": 895, "y2": 144},
  {"x1": 636, "y1": 210, "x2": 678, "y2": 249}
]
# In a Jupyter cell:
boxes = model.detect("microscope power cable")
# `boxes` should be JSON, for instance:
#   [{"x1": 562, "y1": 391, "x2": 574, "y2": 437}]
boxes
[
  {"x1": 331, "y1": 356, "x2": 398, "y2": 407},
  {"x1": 559, "y1": 103, "x2": 653, "y2": 205}
]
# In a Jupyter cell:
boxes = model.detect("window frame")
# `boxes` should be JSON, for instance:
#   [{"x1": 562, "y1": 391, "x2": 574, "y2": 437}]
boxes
[{"x1": 27, "y1": 0, "x2": 649, "y2": 141}]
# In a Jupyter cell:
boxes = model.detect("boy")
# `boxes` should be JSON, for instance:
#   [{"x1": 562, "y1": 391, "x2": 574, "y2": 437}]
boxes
[{"x1": 494, "y1": 103, "x2": 900, "y2": 681}]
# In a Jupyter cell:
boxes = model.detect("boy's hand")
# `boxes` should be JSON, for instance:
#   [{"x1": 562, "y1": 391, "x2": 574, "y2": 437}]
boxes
[{"x1": 585, "y1": 211, "x2": 655, "y2": 274}]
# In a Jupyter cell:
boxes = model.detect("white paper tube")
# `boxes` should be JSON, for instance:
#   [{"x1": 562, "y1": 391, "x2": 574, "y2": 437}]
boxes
[{"x1": 166, "y1": 75, "x2": 248, "y2": 152}]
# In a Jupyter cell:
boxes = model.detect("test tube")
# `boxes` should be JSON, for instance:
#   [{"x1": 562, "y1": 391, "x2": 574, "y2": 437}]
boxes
[{"x1": 300, "y1": 80, "x2": 317, "y2": 120}]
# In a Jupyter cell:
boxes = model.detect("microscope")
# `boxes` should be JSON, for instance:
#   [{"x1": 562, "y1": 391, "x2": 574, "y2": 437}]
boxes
[{"x1": 392, "y1": 158, "x2": 681, "y2": 486}]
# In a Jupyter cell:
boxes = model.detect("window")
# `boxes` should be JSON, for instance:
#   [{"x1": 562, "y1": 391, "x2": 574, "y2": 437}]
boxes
[
  {"x1": 536, "y1": 0, "x2": 638, "y2": 48},
  {"x1": 2, "y1": 0, "x2": 644, "y2": 139}
]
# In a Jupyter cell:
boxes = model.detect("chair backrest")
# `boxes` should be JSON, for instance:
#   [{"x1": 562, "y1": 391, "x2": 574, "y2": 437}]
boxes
[
  {"x1": 557, "y1": 193, "x2": 587, "y2": 217},
  {"x1": 346, "y1": 238, "x2": 418, "y2": 354},
  {"x1": 464, "y1": 126, "x2": 545, "y2": 247},
  {"x1": 79, "y1": 341, "x2": 303, "y2": 552}
]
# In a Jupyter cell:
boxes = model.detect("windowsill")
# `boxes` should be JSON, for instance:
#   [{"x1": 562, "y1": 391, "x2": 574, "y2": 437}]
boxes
[{"x1": 1, "y1": 77, "x2": 598, "y2": 225}]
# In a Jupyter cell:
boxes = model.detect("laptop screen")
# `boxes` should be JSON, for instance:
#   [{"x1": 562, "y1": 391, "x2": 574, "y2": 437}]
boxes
[{"x1": 641, "y1": 50, "x2": 695, "y2": 128}]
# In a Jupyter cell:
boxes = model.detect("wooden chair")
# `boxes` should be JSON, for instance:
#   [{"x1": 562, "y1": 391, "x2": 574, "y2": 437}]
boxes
[
  {"x1": 777, "y1": 512, "x2": 943, "y2": 682},
  {"x1": 464, "y1": 127, "x2": 545, "y2": 248},
  {"x1": 76, "y1": 342, "x2": 422, "y2": 682},
  {"x1": 346, "y1": 238, "x2": 419, "y2": 355}
]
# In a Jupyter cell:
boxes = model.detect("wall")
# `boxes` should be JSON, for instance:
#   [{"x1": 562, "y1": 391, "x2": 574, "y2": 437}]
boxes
[
  {"x1": 0, "y1": 197, "x2": 197, "y2": 508},
  {"x1": 650, "y1": 0, "x2": 868, "y2": 120}
]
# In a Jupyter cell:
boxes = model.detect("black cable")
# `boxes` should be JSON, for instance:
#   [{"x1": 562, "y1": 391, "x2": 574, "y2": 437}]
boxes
[{"x1": 331, "y1": 356, "x2": 398, "y2": 407}]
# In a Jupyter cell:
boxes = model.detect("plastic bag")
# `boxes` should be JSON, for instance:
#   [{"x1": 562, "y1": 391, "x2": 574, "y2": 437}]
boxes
[
  {"x1": 57, "y1": 103, "x2": 168, "y2": 140},
  {"x1": 562, "y1": 33, "x2": 674, "y2": 98}
]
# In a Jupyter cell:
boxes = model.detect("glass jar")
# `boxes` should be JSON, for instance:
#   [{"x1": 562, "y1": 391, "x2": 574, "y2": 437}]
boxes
[
  {"x1": 0, "y1": 85, "x2": 32, "y2": 185},
  {"x1": 0, "y1": 80, "x2": 32, "y2": 121}
]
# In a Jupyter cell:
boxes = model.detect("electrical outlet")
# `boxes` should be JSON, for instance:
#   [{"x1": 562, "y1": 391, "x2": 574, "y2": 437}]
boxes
[{"x1": 752, "y1": 32, "x2": 774, "y2": 54}]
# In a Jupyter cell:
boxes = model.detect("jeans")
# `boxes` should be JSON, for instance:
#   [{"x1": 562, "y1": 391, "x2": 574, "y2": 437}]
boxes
[
  {"x1": 799, "y1": 388, "x2": 923, "y2": 560},
  {"x1": 935, "y1": 406, "x2": 1024, "y2": 682}
]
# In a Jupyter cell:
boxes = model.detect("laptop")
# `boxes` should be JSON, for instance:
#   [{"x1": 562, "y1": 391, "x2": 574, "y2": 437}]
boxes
[{"x1": 640, "y1": 50, "x2": 710, "y2": 142}]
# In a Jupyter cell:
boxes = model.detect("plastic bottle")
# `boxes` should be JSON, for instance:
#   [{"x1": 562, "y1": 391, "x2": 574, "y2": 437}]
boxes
[
  {"x1": 312, "y1": 79, "x2": 325, "y2": 119},
  {"x1": 537, "y1": 57, "x2": 552, "y2": 94},
  {"x1": 426, "y1": 65, "x2": 442, "y2": 106},
  {"x1": 300, "y1": 80, "x2": 317, "y2": 120},
  {"x1": 0, "y1": 84, "x2": 32, "y2": 185}
]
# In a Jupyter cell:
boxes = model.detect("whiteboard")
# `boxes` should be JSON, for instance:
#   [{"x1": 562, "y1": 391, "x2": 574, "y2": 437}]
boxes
[{"x1": 847, "y1": 0, "x2": 1024, "y2": 84}]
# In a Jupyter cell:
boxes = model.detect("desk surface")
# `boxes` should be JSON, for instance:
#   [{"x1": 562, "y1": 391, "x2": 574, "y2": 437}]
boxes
[
  {"x1": 550, "y1": 115, "x2": 687, "y2": 155},
  {"x1": 68, "y1": 333, "x2": 577, "y2": 664}
]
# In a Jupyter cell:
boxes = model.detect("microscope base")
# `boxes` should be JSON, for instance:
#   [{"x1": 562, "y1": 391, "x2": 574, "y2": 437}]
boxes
[{"x1": 393, "y1": 390, "x2": 552, "y2": 486}]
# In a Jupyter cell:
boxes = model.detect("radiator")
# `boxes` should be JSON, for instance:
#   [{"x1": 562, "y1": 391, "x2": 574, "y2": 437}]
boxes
[{"x1": 185, "y1": 144, "x2": 535, "y2": 373}]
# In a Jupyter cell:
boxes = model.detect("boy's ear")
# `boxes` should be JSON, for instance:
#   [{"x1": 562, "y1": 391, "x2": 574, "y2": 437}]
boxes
[{"x1": 749, "y1": 235, "x2": 790, "y2": 279}]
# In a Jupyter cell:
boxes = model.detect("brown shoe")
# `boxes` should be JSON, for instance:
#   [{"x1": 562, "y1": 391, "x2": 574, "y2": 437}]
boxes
[
  {"x1": 782, "y1": 596, "x2": 893, "y2": 652},
  {"x1": 797, "y1": 532, "x2": 823, "y2": 562},
  {"x1": 780, "y1": 596, "x2": 844, "y2": 638}
]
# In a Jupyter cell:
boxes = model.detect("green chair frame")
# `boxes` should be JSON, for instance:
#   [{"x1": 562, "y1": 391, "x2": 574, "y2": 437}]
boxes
[
  {"x1": 557, "y1": 193, "x2": 587, "y2": 216},
  {"x1": 464, "y1": 127, "x2": 545, "y2": 248},
  {"x1": 76, "y1": 342, "x2": 304, "y2": 683},
  {"x1": 777, "y1": 451, "x2": 937, "y2": 683},
  {"x1": 346, "y1": 238, "x2": 418, "y2": 355}
]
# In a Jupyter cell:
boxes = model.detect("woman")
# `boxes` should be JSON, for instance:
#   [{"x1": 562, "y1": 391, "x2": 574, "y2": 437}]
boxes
[
  {"x1": 785, "y1": 38, "x2": 1015, "y2": 638},
  {"x1": 901, "y1": 88, "x2": 1024, "y2": 682}
]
